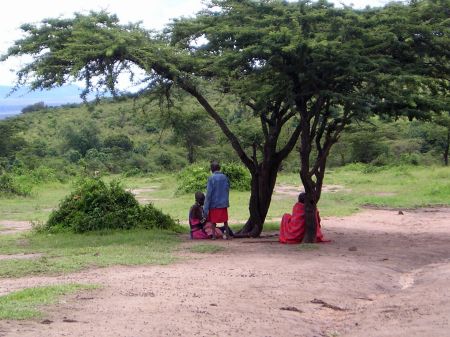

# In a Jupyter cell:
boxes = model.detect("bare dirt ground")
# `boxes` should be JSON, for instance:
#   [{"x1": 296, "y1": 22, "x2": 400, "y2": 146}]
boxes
[
  {"x1": 0, "y1": 221, "x2": 32, "y2": 235},
  {"x1": 0, "y1": 207, "x2": 449, "y2": 337}
]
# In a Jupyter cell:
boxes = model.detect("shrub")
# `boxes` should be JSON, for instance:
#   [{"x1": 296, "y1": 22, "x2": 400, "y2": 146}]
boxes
[
  {"x1": 28, "y1": 166, "x2": 59, "y2": 184},
  {"x1": 221, "y1": 162, "x2": 251, "y2": 191},
  {"x1": 65, "y1": 149, "x2": 82, "y2": 163},
  {"x1": 350, "y1": 135, "x2": 389, "y2": 163},
  {"x1": 176, "y1": 165, "x2": 210, "y2": 194},
  {"x1": 0, "y1": 173, "x2": 32, "y2": 197},
  {"x1": 46, "y1": 178, "x2": 176, "y2": 233},
  {"x1": 140, "y1": 203, "x2": 177, "y2": 229},
  {"x1": 103, "y1": 134, "x2": 134, "y2": 152},
  {"x1": 61, "y1": 122, "x2": 101, "y2": 156},
  {"x1": 176, "y1": 162, "x2": 251, "y2": 194}
]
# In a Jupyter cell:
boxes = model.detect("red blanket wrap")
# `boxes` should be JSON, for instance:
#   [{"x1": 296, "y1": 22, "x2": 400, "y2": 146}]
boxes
[{"x1": 279, "y1": 202, "x2": 327, "y2": 244}]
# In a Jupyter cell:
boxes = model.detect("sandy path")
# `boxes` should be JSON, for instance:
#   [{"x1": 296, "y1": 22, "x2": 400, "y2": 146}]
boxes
[
  {"x1": 0, "y1": 221, "x2": 32, "y2": 234},
  {"x1": 0, "y1": 208, "x2": 449, "y2": 337}
]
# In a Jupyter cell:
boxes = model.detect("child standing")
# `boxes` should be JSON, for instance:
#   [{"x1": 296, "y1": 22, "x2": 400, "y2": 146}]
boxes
[{"x1": 203, "y1": 161, "x2": 232, "y2": 239}]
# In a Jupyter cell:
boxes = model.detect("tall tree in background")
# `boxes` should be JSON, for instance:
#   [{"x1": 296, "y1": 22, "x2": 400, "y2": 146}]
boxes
[
  {"x1": 1, "y1": 1, "x2": 448, "y2": 238},
  {"x1": 433, "y1": 114, "x2": 450, "y2": 165}
]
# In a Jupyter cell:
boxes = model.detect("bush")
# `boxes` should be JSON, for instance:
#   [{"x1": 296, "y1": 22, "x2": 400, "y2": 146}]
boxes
[
  {"x1": 176, "y1": 162, "x2": 251, "y2": 194},
  {"x1": 350, "y1": 135, "x2": 389, "y2": 163},
  {"x1": 103, "y1": 134, "x2": 134, "y2": 152},
  {"x1": 176, "y1": 165, "x2": 210, "y2": 194},
  {"x1": 221, "y1": 162, "x2": 251, "y2": 191},
  {"x1": 0, "y1": 173, "x2": 32, "y2": 197},
  {"x1": 65, "y1": 149, "x2": 82, "y2": 163},
  {"x1": 28, "y1": 166, "x2": 59, "y2": 184},
  {"x1": 140, "y1": 203, "x2": 177, "y2": 229},
  {"x1": 46, "y1": 178, "x2": 176, "y2": 233}
]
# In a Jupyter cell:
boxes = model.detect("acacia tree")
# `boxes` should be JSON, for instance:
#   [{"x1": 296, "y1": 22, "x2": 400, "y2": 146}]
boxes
[{"x1": 1, "y1": 1, "x2": 448, "y2": 239}]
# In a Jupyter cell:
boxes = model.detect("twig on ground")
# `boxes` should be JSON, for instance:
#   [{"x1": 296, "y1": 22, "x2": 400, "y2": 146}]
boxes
[
  {"x1": 311, "y1": 298, "x2": 347, "y2": 311},
  {"x1": 280, "y1": 306, "x2": 303, "y2": 313}
]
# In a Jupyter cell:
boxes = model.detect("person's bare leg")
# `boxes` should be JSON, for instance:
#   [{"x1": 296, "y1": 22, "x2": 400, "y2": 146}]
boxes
[
  {"x1": 224, "y1": 221, "x2": 230, "y2": 239},
  {"x1": 211, "y1": 222, "x2": 217, "y2": 239}
]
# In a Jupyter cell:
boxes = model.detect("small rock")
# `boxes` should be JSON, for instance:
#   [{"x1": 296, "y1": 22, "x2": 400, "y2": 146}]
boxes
[
  {"x1": 41, "y1": 319, "x2": 53, "y2": 324},
  {"x1": 349, "y1": 246, "x2": 357, "y2": 251},
  {"x1": 398, "y1": 210, "x2": 404, "y2": 215}
]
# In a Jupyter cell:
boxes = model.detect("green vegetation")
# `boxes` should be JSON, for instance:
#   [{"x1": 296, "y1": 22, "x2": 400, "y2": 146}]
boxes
[
  {"x1": 45, "y1": 177, "x2": 177, "y2": 233},
  {"x1": 1, "y1": 165, "x2": 448, "y2": 226},
  {"x1": 0, "y1": 284, "x2": 98, "y2": 319},
  {"x1": 176, "y1": 162, "x2": 251, "y2": 194},
  {"x1": 283, "y1": 165, "x2": 450, "y2": 217},
  {"x1": 0, "y1": 229, "x2": 179, "y2": 278},
  {"x1": 190, "y1": 244, "x2": 225, "y2": 254}
]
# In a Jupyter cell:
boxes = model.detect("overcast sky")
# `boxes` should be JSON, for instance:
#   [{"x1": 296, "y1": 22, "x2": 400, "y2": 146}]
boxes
[{"x1": 0, "y1": 0, "x2": 393, "y2": 87}]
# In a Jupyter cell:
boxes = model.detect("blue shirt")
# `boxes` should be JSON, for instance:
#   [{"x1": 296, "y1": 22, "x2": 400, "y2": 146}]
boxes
[{"x1": 203, "y1": 171, "x2": 230, "y2": 217}]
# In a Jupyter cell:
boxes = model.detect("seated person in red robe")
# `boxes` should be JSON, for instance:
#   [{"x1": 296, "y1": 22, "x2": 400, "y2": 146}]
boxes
[
  {"x1": 279, "y1": 192, "x2": 326, "y2": 244},
  {"x1": 189, "y1": 191, "x2": 223, "y2": 240}
]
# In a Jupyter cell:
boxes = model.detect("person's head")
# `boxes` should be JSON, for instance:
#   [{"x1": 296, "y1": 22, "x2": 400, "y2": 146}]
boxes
[
  {"x1": 298, "y1": 192, "x2": 306, "y2": 203},
  {"x1": 195, "y1": 191, "x2": 205, "y2": 205},
  {"x1": 210, "y1": 160, "x2": 220, "y2": 173}
]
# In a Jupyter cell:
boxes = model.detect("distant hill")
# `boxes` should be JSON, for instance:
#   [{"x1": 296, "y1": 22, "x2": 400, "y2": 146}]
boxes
[{"x1": 0, "y1": 85, "x2": 84, "y2": 119}]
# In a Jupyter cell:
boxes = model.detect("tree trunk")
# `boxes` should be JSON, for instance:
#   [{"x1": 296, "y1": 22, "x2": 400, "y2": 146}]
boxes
[
  {"x1": 236, "y1": 163, "x2": 279, "y2": 237},
  {"x1": 187, "y1": 143, "x2": 195, "y2": 164},
  {"x1": 298, "y1": 109, "x2": 317, "y2": 243},
  {"x1": 444, "y1": 130, "x2": 449, "y2": 166},
  {"x1": 302, "y1": 193, "x2": 317, "y2": 243}
]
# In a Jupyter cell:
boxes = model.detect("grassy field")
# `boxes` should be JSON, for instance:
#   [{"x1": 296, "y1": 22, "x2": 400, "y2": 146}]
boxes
[
  {"x1": 85, "y1": 163, "x2": 450, "y2": 220},
  {"x1": 0, "y1": 165, "x2": 449, "y2": 223},
  {"x1": 0, "y1": 229, "x2": 179, "y2": 278}
]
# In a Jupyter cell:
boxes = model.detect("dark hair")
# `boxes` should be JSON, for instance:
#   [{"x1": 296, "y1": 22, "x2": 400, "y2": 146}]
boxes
[
  {"x1": 195, "y1": 191, "x2": 205, "y2": 203},
  {"x1": 298, "y1": 192, "x2": 306, "y2": 203},
  {"x1": 210, "y1": 160, "x2": 220, "y2": 172}
]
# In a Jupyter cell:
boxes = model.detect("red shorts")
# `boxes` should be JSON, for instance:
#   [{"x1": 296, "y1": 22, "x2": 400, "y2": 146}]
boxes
[{"x1": 207, "y1": 208, "x2": 228, "y2": 223}]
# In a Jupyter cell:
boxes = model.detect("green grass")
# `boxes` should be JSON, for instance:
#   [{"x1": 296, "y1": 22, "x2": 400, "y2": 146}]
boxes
[
  {"x1": 1, "y1": 165, "x2": 449, "y2": 225},
  {"x1": 0, "y1": 229, "x2": 179, "y2": 278},
  {"x1": 190, "y1": 244, "x2": 225, "y2": 254},
  {"x1": 117, "y1": 165, "x2": 450, "y2": 221},
  {"x1": 0, "y1": 181, "x2": 70, "y2": 221},
  {"x1": 0, "y1": 284, "x2": 98, "y2": 320},
  {"x1": 319, "y1": 164, "x2": 450, "y2": 216}
]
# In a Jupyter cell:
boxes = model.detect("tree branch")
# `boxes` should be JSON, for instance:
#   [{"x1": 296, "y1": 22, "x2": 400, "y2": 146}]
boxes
[
  {"x1": 275, "y1": 121, "x2": 301, "y2": 162},
  {"x1": 178, "y1": 80, "x2": 254, "y2": 169}
]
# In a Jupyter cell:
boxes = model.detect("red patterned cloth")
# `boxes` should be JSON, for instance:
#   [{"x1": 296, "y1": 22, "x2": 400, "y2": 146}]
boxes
[{"x1": 207, "y1": 208, "x2": 228, "y2": 223}]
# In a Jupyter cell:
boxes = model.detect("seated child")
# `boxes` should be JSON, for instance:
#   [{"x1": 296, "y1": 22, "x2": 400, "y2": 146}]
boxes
[
  {"x1": 189, "y1": 191, "x2": 223, "y2": 240},
  {"x1": 279, "y1": 192, "x2": 326, "y2": 244}
]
